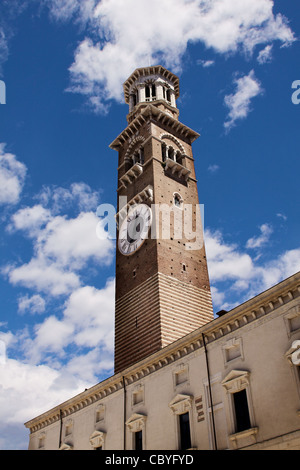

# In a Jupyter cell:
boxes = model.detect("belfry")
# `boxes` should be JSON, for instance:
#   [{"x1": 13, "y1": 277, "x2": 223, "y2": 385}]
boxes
[{"x1": 110, "y1": 66, "x2": 214, "y2": 373}]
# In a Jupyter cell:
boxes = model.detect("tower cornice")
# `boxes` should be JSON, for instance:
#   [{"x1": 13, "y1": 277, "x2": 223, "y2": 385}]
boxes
[
  {"x1": 110, "y1": 104, "x2": 199, "y2": 151},
  {"x1": 123, "y1": 65, "x2": 180, "y2": 104}
]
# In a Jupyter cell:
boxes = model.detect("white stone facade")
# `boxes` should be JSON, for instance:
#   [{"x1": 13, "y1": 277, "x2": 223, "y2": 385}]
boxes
[{"x1": 25, "y1": 272, "x2": 300, "y2": 450}]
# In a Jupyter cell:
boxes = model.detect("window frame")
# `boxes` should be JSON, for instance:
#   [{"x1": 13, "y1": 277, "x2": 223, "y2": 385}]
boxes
[{"x1": 221, "y1": 370, "x2": 258, "y2": 448}]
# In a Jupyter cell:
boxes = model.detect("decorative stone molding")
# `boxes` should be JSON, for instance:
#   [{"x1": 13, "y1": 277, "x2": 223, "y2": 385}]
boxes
[
  {"x1": 221, "y1": 370, "x2": 250, "y2": 393},
  {"x1": 132, "y1": 384, "x2": 144, "y2": 406},
  {"x1": 173, "y1": 363, "x2": 189, "y2": 388},
  {"x1": 222, "y1": 338, "x2": 244, "y2": 366},
  {"x1": 229, "y1": 427, "x2": 259, "y2": 450},
  {"x1": 160, "y1": 133, "x2": 185, "y2": 154},
  {"x1": 95, "y1": 404, "x2": 105, "y2": 424},
  {"x1": 126, "y1": 413, "x2": 147, "y2": 433},
  {"x1": 38, "y1": 431, "x2": 46, "y2": 449},
  {"x1": 116, "y1": 185, "x2": 154, "y2": 225},
  {"x1": 125, "y1": 136, "x2": 145, "y2": 159},
  {"x1": 284, "y1": 305, "x2": 300, "y2": 338},
  {"x1": 169, "y1": 394, "x2": 193, "y2": 415},
  {"x1": 110, "y1": 105, "x2": 199, "y2": 150},
  {"x1": 89, "y1": 430, "x2": 106, "y2": 449},
  {"x1": 285, "y1": 340, "x2": 300, "y2": 366},
  {"x1": 123, "y1": 66, "x2": 180, "y2": 104},
  {"x1": 165, "y1": 158, "x2": 191, "y2": 181},
  {"x1": 59, "y1": 443, "x2": 73, "y2": 450},
  {"x1": 120, "y1": 163, "x2": 143, "y2": 188}
]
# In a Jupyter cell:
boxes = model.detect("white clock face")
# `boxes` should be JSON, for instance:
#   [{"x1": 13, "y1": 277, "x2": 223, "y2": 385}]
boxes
[{"x1": 118, "y1": 204, "x2": 152, "y2": 255}]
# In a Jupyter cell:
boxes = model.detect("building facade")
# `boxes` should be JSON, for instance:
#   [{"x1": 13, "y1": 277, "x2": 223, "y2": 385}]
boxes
[{"x1": 24, "y1": 67, "x2": 300, "y2": 450}]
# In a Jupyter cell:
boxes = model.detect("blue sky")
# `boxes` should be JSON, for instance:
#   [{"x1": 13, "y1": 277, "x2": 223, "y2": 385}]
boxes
[{"x1": 0, "y1": 0, "x2": 299, "y2": 450}]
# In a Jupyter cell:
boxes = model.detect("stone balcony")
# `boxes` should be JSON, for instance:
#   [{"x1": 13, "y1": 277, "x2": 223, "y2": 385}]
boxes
[
  {"x1": 120, "y1": 163, "x2": 143, "y2": 188},
  {"x1": 164, "y1": 158, "x2": 191, "y2": 182}
]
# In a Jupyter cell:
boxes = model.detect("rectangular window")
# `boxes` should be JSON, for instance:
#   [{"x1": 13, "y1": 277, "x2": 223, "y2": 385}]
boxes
[
  {"x1": 179, "y1": 412, "x2": 191, "y2": 450},
  {"x1": 134, "y1": 430, "x2": 143, "y2": 450},
  {"x1": 233, "y1": 389, "x2": 251, "y2": 433}
]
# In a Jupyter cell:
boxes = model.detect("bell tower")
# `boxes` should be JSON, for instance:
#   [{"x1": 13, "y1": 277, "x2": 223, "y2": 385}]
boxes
[{"x1": 110, "y1": 66, "x2": 213, "y2": 373}]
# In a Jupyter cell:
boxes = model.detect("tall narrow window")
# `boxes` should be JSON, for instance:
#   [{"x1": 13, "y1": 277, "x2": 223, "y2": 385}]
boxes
[
  {"x1": 145, "y1": 84, "x2": 156, "y2": 102},
  {"x1": 166, "y1": 89, "x2": 171, "y2": 103},
  {"x1": 135, "y1": 430, "x2": 143, "y2": 450},
  {"x1": 152, "y1": 84, "x2": 156, "y2": 99},
  {"x1": 233, "y1": 389, "x2": 251, "y2": 433},
  {"x1": 145, "y1": 85, "x2": 150, "y2": 100},
  {"x1": 168, "y1": 147, "x2": 175, "y2": 161},
  {"x1": 176, "y1": 152, "x2": 183, "y2": 165},
  {"x1": 139, "y1": 147, "x2": 144, "y2": 165},
  {"x1": 161, "y1": 143, "x2": 167, "y2": 162},
  {"x1": 179, "y1": 412, "x2": 191, "y2": 450}
]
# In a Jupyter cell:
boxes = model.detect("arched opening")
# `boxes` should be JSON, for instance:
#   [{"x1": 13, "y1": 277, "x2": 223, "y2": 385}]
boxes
[{"x1": 174, "y1": 193, "x2": 183, "y2": 208}]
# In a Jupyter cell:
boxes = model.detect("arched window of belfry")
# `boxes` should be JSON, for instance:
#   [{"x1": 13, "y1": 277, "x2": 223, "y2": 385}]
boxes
[
  {"x1": 161, "y1": 142, "x2": 167, "y2": 162},
  {"x1": 145, "y1": 83, "x2": 156, "y2": 102},
  {"x1": 168, "y1": 146, "x2": 175, "y2": 161},
  {"x1": 166, "y1": 88, "x2": 171, "y2": 103}
]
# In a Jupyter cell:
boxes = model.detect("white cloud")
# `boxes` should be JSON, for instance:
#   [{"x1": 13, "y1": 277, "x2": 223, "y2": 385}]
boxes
[
  {"x1": 37, "y1": 182, "x2": 101, "y2": 214},
  {"x1": 0, "y1": 358, "x2": 89, "y2": 448},
  {"x1": 205, "y1": 228, "x2": 300, "y2": 311},
  {"x1": 63, "y1": 280, "x2": 115, "y2": 352},
  {"x1": 259, "y1": 248, "x2": 300, "y2": 291},
  {"x1": 8, "y1": 256, "x2": 81, "y2": 296},
  {"x1": 246, "y1": 223, "x2": 273, "y2": 249},
  {"x1": 257, "y1": 44, "x2": 273, "y2": 64},
  {"x1": 18, "y1": 294, "x2": 46, "y2": 315},
  {"x1": 45, "y1": 0, "x2": 96, "y2": 23},
  {"x1": 8, "y1": 205, "x2": 51, "y2": 235},
  {"x1": 224, "y1": 70, "x2": 263, "y2": 130},
  {"x1": 208, "y1": 164, "x2": 220, "y2": 173},
  {"x1": 65, "y1": 0, "x2": 294, "y2": 111},
  {"x1": 30, "y1": 315, "x2": 75, "y2": 362},
  {"x1": 35, "y1": 211, "x2": 113, "y2": 270},
  {"x1": 197, "y1": 59, "x2": 215, "y2": 68},
  {"x1": 0, "y1": 144, "x2": 27, "y2": 205},
  {"x1": 65, "y1": 347, "x2": 113, "y2": 383},
  {"x1": 276, "y1": 212, "x2": 287, "y2": 221},
  {"x1": 205, "y1": 229, "x2": 254, "y2": 282},
  {"x1": 6, "y1": 183, "x2": 114, "y2": 296},
  {"x1": 18, "y1": 279, "x2": 115, "y2": 367}
]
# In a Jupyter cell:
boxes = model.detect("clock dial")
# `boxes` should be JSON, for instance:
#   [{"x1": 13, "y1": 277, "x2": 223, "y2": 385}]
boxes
[{"x1": 118, "y1": 204, "x2": 152, "y2": 255}]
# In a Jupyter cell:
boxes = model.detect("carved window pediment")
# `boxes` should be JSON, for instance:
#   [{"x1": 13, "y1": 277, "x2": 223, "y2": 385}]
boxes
[
  {"x1": 59, "y1": 443, "x2": 73, "y2": 450},
  {"x1": 126, "y1": 413, "x2": 147, "y2": 433},
  {"x1": 221, "y1": 370, "x2": 250, "y2": 393},
  {"x1": 285, "y1": 340, "x2": 300, "y2": 366},
  {"x1": 89, "y1": 430, "x2": 106, "y2": 449},
  {"x1": 169, "y1": 394, "x2": 193, "y2": 415}
]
